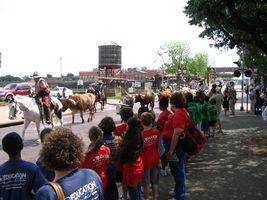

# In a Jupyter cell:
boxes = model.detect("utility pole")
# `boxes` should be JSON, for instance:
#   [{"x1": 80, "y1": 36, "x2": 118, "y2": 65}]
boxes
[
  {"x1": 240, "y1": 64, "x2": 244, "y2": 111},
  {"x1": 156, "y1": 50, "x2": 166, "y2": 85},
  {"x1": 59, "y1": 57, "x2": 62, "y2": 77}
]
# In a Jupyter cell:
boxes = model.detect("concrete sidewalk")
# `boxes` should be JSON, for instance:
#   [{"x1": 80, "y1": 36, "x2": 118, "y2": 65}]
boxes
[{"x1": 157, "y1": 109, "x2": 267, "y2": 200}]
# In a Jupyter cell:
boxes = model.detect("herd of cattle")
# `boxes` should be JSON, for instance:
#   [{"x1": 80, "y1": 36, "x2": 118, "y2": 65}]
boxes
[{"x1": 60, "y1": 88, "x2": 197, "y2": 124}]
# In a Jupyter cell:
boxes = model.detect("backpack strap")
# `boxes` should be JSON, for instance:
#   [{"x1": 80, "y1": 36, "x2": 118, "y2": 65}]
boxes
[{"x1": 49, "y1": 182, "x2": 65, "y2": 200}]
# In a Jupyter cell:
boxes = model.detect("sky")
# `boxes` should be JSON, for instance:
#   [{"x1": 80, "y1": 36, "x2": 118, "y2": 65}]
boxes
[{"x1": 0, "y1": 0, "x2": 239, "y2": 77}]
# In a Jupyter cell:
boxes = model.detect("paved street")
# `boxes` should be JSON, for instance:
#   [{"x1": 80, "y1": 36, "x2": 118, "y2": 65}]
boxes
[{"x1": 0, "y1": 98, "x2": 267, "y2": 199}]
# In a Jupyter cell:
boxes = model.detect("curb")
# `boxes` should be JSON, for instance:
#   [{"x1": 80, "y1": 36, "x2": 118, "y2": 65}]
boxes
[{"x1": 0, "y1": 120, "x2": 24, "y2": 128}]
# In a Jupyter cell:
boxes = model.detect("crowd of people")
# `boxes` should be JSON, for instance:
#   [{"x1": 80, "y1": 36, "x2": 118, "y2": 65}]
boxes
[
  {"x1": 0, "y1": 86, "x2": 228, "y2": 200},
  {"x1": 3, "y1": 79, "x2": 264, "y2": 199}
]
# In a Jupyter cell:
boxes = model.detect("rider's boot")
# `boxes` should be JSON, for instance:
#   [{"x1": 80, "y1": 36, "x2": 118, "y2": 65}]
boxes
[{"x1": 43, "y1": 106, "x2": 52, "y2": 124}]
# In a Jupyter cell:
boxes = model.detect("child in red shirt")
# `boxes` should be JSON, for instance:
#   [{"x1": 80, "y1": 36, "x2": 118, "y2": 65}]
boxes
[
  {"x1": 141, "y1": 112, "x2": 160, "y2": 200},
  {"x1": 114, "y1": 107, "x2": 134, "y2": 137},
  {"x1": 157, "y1": 97, "x2": 172, "y2": 132},
  {"x1": 157, "y1": 97, "x2": 172, "y2": 176},
  {"x1": 119, "y1": 117, "x2": 144, "y2": 200},
  {"x1": 80, "y1": 126, "x2": 110, "y2": 191},
  {"x1": 114, "y1": 107, "x2": 134, "y2": 200}
]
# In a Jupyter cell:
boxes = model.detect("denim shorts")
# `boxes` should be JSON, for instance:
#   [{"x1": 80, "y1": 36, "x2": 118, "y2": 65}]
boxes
[
  {"x1": 201, "y1": 120, "x2": 209, "y2": 132},
  {"x1": 143, "y1": 166, "x2": 160, "y2": 185}
]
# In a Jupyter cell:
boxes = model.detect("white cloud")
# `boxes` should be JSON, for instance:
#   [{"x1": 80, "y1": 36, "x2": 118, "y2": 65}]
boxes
[{"x1": 0, "y1": 0, "x2": 239, "y2": 77}]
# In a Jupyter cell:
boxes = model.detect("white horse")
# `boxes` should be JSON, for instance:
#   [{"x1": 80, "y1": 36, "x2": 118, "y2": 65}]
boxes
[{"x1": 7, "y1": 95, "x2": 63, "y2": 140}]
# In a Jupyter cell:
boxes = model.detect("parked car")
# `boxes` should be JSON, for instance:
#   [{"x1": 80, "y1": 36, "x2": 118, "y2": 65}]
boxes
[
  {"x1": 0, "y1": 82, "x2": 33, "y2": 101},
  {"x1": 50, "y1": 86, "x2": 74, "y2": 98}
]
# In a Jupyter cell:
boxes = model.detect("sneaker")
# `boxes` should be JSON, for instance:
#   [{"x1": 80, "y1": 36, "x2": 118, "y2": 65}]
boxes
[
  {"x1": 160, "y1": 169, "x2": 168, "y2": 176},
  {"x1": 218, "y1": 130, "x2": 223, "y2": 133},
  {"x1": 166, "y1": 167, "x2": 171, "y2": 175},
  {"x1": 45, "y1": 119, "x2": 51, "y2": 124},
  {"x1": 119, "y1": 195, "x2": 129, "y2": 200},
  {"x1": 168, "y1": 189, "x2": 175, "y2": 197}
]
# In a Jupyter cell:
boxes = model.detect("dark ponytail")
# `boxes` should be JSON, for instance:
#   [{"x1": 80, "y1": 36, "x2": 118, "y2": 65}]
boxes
[{"x1": 88, "y1": 126, "x2": 103, "y2": 152}]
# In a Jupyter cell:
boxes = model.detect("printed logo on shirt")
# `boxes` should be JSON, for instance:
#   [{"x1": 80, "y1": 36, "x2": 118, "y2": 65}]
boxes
[
  {"x1": 66, "y1": 181, "x2": 99, "y2": 200},
  {"x1": 92, "y1": 154, "x2": 109, "y2": 167},
  {"x1": 144, "y1": 135, "x2": 158, "y2": 146},
  {"x1": 0, "y1": 173, "x2": 27, "y2": 189}
]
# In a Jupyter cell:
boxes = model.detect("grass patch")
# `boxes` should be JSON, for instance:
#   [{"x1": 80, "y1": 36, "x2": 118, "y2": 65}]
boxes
[
  {"x1": 0, "y1": 102, "x2": 6, "y2": 107},
  {"x1": 107, "y1": 96, "x2": 122, "y2": 100}
]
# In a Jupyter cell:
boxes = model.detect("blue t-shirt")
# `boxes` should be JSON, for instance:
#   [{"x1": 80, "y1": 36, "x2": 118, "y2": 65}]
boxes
[
  {"x1": 103, "y1": 132, "x2": 116, "y2": 162},
  {"x1": 36, "y1": 157, "x2": 55, "y2": 181},
  {"x1": 34, "y1": 168, "x2": 104, "y2": 200},
  {"x1": 0, "y1": 160, "x2": 47, "y2": 200}
]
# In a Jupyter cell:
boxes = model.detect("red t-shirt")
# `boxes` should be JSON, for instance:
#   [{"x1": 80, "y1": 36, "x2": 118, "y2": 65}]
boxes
[
  {"x1": 172, "y1": 108, "x2": 189, "y2": 130},
  {"x1": 141, "y1": 128, "x2": 160, "y2": 170},
  {"x1": 80, "y1": 145, "x2": 110, "y2": 191},
  {"x1": 122, "y1": 156, "x2": 144, "y2": 187},
  {"x1": 162, "y1": 115, "x2": 174, "y2": 140},
  {"x1": 157, "y1": 109, "x2": 172, "y2": 132},
  {"x1": 114, "y1": 123, "x2": 127, "y2": 136},
  {"x1": 114, "y1": 123, "x2": 128, "y2": 172}
]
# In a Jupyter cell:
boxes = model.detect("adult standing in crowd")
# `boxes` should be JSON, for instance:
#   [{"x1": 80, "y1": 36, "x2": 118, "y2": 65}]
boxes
[
  {"x1": 0, "y1": 132, "x2": 46, "y2": 200},
  {"x1": 34, "y1": 127, "x2": 104, "y2": 200},
  {"x1": 222, "y1": 86, "x2": 230, "y2": 116},
  {"x1": 167, "y1": 92, "x2": 189, "y2": 200},
  {"x1": 210, "y1": 88, "x2": 224, "y2": 133},
  {"x1": 249, "y1": 87, "x2": 256, "y2": 114},
  {"x1": 228, "y1": 84, "x2": 237, "y2": 116}
]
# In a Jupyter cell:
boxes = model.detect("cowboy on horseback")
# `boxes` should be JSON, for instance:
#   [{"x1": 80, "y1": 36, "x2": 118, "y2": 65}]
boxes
[
  {"x1": 94, "y1": 80, "x2": 103, "y2": 100},
  {"x1": 32, "y1": 71, "x2": 52, "y2": 124}
]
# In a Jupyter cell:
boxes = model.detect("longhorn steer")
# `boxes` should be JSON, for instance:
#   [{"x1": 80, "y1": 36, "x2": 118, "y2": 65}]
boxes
[{"x1": 61, "y1": 93, "x2": 95, "y2": 124}]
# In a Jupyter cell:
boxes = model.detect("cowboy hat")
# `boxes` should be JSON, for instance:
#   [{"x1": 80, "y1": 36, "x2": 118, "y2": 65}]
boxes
[{"x1": 32, "y1": 71, "x2": 40, "y2": 78}]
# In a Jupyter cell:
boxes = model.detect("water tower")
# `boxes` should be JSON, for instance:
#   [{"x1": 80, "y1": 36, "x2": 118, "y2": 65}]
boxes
[{"x1": 98, "y1": 41, "x2": 122, "y2": 77}]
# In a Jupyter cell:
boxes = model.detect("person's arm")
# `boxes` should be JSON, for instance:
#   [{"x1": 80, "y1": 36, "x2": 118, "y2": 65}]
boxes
[
  {"x1": 33, "y1": 166, "x2": 48, "y2": 193},
  {"x1": 167, "y1": 127, "x2": 184, "y2": 156},
  {"x1": 34, "y1": 185, "x2": 58, "y2": 200},
  {"x1": 39, "y1": 80, "x2": 50, "y2": 93}
]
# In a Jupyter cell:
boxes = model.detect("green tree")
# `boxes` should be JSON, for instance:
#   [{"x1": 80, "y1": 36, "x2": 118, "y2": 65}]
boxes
[
  {"x1": 0, "y1": 75, "x2": 21, "y2": 82},
  {"x1": 21, "y1": 75, "x2": 31, "y2": 81},
  {"x1": 47, "y1": 74, "x2": 53, "y2": 78},
  {"x1": 241, "y1": 45, "x2": 267, "y2": 83},
  {"x1": 66, "y1": 73, "x2": 75, "y2": 80},
  {"x1": 159, "y1": 41, "x2": 191, "y2": 77},
  {"x1": 187, "y1": 53, "x2": 208, "y2": 78},
  {"x1": 184, "y1": 0, "x2": 267, "y2": 54}
]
